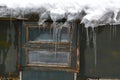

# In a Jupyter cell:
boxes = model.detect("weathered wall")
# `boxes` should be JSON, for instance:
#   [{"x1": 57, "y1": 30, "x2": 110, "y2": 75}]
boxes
[
  {"x1": 22, "y1": 70, "x2": 74, "y2": 80},
  {"x1": 79, "y1": 25, "x2": 120, "y2": 78},
  {"x1": 0, "y1": 21, "x2": 19, "y2": 76}
]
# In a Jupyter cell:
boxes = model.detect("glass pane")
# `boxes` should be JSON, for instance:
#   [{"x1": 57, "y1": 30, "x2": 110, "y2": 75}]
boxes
[
  {"x1": 28, "y1": 27, "x2": 70, "y2": 42},
  {"x1": 28, "y1": 50, "x2": 70, "y2": 66}
]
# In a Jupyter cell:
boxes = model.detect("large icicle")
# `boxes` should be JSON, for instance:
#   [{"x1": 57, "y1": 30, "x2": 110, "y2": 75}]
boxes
[
  {"x1": 21, "y1": 9, "x2": 25, "y2": 28},
  {"x1": 56, "y1": 23, "x2": 63, "y2": 42},
  {"x1": 52, "y1": 22, "x2": 57, "y2": 58},
  {"x1": 113, "y1": 25, "x2": 117, "y2": 39},
  {"x1": 50, "y1": 9, "x2": 66, "y2": 59},
  {"x1": 86, "y1": 28, "x2": 90, "y2": 46},
  {"x1": 110, "y1": 25, "x2": 112, "y2": 40},
  {"x1": 110, "y1": 24, "x2": 117, "y2": 40},
  {"x1": 10, "y1": 9, "x2": 12, "y2": 25},
  {"x1": 92, "y1": 27, "x2": 97, "y2": 67}
]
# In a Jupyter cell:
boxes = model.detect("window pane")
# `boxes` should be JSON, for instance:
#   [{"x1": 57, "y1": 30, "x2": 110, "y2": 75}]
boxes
[
  {"x1": 28, "y1": 50, "x2": 70, "y2": 66},
  {"x1": 28, "y1": 27, "x2": 70, "y2": 42}
]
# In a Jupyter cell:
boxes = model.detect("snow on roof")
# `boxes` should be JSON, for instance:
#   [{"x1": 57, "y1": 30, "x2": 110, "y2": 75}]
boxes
[{"x1": 1, "y1": 0, "x2": 120, "y2": 27}]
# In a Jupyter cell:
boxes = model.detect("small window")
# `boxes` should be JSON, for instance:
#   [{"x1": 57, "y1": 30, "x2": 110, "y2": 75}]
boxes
[{"x1": 23, "y1": 22, "x2": 80, "y2": 72}]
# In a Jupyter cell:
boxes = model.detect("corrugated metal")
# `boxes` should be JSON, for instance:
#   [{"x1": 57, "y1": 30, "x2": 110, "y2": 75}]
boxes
[{"x1": 79, "y1": 25, "x2": 120, "y2": 78}]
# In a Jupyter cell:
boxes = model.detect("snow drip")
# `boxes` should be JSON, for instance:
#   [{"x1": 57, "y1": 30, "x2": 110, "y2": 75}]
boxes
[
  {"x1": 92, "y1": 28, "x2": 97, "y2": 67},
  {"x1": 85, "y1": 27, "x2": 97, "y2": 67}
]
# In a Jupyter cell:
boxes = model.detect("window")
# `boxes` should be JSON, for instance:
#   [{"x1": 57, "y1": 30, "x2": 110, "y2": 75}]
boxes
[{"x1": 23, "y1": 22, "x2": 80, "y2": 72}]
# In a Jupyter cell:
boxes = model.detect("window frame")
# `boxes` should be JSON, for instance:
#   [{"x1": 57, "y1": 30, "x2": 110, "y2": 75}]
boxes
[{"x1": 23, "y1": 22, "x2": 80, "y2": 72}]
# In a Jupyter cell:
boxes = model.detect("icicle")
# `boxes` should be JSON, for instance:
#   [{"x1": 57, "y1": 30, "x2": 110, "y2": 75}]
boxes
[
  {"x1": 57, "y1": 28, "x2": 61, "y2": 42},
  {"x1": 10, "y1": 9, "x2": 13, "y2": 26},
  {"x1": 86, "y1": 28, "x2": 90, "y2": 46},
  {"x1": 38, "y1": 20, "x2": 42, "y2": 28},
  {"x1": 49, "y1": 23, "x2": 53, "y2": 41},
  {"x1": 22, "y1": 9, "x2": 25, "y2": 19},
  {"x1": 56, "y1": 24, "x2": 59, "y2": 49},
  {"x1": 110, "y1": 25, "x2": 112, "y2": 40},
  {"x1": 114, "y1": 25, "x2": 117, "y2": 39},
  {"x1": 112, "y1": 25, "x2": 114, "y2": 39},
  {"x1": 52, "y1": 23, "x2": 55, "y2": 40},
  {"x1": 92, "y1": 27, "x2": 97, "y2": 67},
  {"x1": 89, "y1": 28, "x2": 93, "y2": 42},
  {"x1": 22, "y1": 9, "x2": 25, "y2": 26},
  {"x1": 52, "y1": 21, "x2": 57, "y2": 58},
  {"x1": 111, "y1": 24, "x2": 117, "y2": 40}
]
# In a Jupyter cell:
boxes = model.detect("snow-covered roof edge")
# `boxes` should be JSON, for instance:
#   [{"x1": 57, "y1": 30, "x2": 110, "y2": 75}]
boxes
[{"x1": 1, "y1": 0, "x2": 120, "y2": 27}]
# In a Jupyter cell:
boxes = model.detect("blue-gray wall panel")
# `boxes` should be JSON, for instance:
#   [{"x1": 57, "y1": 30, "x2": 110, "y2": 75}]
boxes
[{"x1": 22, "y1": 71, "x2": 74, "y2": 80}]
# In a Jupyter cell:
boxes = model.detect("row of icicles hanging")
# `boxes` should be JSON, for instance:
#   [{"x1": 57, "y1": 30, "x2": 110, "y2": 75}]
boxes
[
  {"x1": 86, "y1": 24, "x2": 117, "y2": 68},
  {"x1": 8, "y1": 8, "x2": 118, "y2": 67}
]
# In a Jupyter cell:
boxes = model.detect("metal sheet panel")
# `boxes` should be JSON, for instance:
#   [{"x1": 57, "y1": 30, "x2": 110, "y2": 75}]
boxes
[
  {"x1": 79, "y1": 25, "x2": 120, "y2": 78},
  {"x1": 0, "y1": 21, "x2": 20, "y2": 77},
  {"x1": 22, "y1": 71, "x2": 74, "y2": 80}
]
